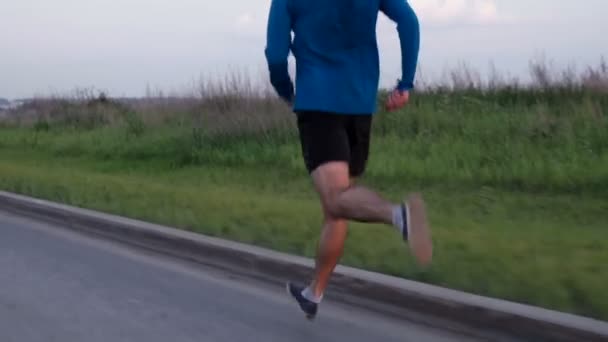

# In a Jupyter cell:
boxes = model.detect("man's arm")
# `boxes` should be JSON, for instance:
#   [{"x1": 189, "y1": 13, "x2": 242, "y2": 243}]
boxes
[
  {"x1": 265, "y1": 0, "x2": 294, "y2": 103},
  {"x1": 380, "y1": 0, "x2": 420, "y2": 91}
]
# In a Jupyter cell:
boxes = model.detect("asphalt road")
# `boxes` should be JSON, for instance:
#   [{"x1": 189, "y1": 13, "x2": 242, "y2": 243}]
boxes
[{"x1": 0, "y1": 211, "x2": 505, "y2": 342}]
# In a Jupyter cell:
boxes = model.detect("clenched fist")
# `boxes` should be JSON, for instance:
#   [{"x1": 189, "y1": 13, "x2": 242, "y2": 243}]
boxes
[{"x1": 385, "y1": 89, "x2": 410, "y2": 112}]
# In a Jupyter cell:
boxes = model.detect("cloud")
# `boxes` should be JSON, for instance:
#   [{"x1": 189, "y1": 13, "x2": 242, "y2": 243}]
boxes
[
  {"x1": 236, "y1": 13, "x2": 255, "y2": 29},
  {"x1": 409, "y1": 0, "x2": 500, "y2": 25},
  {"x1": 233, "y1": 9, "x2": 269, "y2": 38}
]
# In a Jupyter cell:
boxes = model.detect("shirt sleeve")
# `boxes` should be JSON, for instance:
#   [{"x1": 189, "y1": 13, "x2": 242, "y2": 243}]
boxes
[
  {"x1": 265, "y1": 0, "x2": 294, "y2": 103},
  {"x1": 380, "y1": 0, "x2": 420, "y2": 91}
]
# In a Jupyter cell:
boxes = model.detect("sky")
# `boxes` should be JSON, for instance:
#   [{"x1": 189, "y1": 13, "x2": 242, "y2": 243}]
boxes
[{"x1": 1, "y1": 0, "x2": 606, "y2": 99}]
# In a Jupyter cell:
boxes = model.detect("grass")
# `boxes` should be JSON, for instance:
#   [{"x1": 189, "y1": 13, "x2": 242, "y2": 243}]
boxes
[{"x1": 1, "y1": 61, "x2": 607, "y2": 321}]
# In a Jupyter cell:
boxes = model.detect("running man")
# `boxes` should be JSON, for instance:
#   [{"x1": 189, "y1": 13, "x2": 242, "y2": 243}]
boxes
[{"x1": 265, "y1": 0, "x2": 432, "y2": 319}]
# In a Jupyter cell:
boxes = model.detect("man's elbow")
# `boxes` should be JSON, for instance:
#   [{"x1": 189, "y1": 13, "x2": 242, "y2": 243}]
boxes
[{"x1": 397, "y1": 5, "x2": 419, "y2": 32}]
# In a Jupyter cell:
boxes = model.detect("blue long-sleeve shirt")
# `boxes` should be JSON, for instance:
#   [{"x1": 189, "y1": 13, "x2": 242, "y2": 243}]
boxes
[{"x1": 265, "y1": 0, "x2": 420, "y2": 115}]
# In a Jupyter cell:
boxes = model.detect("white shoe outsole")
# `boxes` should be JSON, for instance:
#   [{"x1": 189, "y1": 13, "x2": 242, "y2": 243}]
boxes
[{"x1": 406, "y1": 193, "x2": 433, "y2": 267}]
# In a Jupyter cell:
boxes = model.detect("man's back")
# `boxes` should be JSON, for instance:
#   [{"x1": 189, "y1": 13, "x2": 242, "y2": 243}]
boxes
[
  {"x1": 289, "y1": 0, "x2": 380, "y2": 63},
  {"x1": 266, "y1": 0, "x2": 420, "y2": 114}
]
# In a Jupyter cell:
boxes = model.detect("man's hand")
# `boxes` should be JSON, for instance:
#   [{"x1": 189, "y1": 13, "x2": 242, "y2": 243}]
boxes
[{"x1": 385, "y1": 89, "x2": 410, "y2": 112}]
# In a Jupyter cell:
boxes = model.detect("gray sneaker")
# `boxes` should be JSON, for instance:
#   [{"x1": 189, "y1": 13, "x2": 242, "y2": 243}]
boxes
[{"x1": 286, "y1": 282, "x2": 318, "y2": 320}]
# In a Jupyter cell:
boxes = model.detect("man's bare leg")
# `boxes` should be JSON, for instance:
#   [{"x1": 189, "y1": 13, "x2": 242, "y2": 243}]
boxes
[
  {"x1": 313, "y1": 162, "x2": 394, "y2": 223},
  {"x1": 304, "y1": 161, "x2": 432, "y2": 301},
  {"x1": 308, "y1": 217, "x2": 348, "y2": 299},
  {"x1": 306, "y1": 161, "x2": 392, "y2": 299}
]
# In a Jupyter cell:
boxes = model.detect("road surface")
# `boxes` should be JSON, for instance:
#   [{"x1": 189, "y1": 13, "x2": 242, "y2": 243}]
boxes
[{"x1": 0, "y1": 211, "x2": 510, "y2": 342}]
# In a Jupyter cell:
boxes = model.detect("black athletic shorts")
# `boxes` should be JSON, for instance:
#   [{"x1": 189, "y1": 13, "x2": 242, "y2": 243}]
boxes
[{"x1": 295, "y1": 110, "x2": 372, "y2": 177}]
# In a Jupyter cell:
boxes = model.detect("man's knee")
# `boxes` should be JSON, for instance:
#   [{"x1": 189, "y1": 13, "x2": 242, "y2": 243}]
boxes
[
  {"x1": 322, "y1": 189, "x2": 351, "y2": 220},
  {"x1": 312, "y1": 161, "x2": 351, "y2": 218}
]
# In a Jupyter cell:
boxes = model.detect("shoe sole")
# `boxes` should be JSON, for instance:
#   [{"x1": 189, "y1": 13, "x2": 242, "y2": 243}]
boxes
[
  {"x1": 285, "y1": 282, "x2": 316, "y2": 321},
  {"x1": 406, "y1": 193, "x2": 433, "y2": 267}
]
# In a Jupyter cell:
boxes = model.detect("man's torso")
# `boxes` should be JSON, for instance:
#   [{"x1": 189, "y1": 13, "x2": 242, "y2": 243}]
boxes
[{"x1": 287, "y1": 0, "x2": 383, "y2": 114}]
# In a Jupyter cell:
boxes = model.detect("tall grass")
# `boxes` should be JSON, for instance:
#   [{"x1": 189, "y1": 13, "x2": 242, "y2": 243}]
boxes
[{"x1": 2, "y1": 58, "x2": 606, "y2": 194}]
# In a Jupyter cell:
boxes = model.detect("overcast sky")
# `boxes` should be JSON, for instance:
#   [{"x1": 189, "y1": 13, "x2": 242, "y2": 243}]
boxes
[{"x1": 1, "y1": 0, "x2": 606, "y2": 99}]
